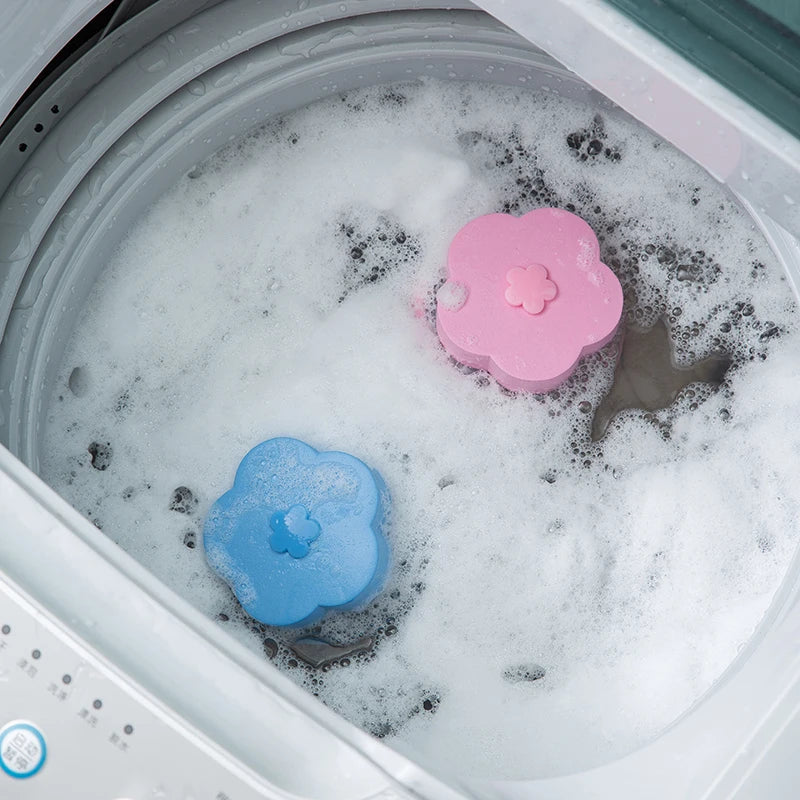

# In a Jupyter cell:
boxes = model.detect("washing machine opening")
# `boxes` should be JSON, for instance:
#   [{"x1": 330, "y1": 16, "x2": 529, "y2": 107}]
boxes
[{"x1": 1, "y1": 1, "x2": 799, "y2": 792}]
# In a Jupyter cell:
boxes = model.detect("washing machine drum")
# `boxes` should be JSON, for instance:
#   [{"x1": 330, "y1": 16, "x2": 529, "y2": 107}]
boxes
[
  {"x1": 0, "y1": 0, "x2": 573, "y2": 463},
  {"x1": 3, "y1": 1, "x2": 800, "y2": 797}
]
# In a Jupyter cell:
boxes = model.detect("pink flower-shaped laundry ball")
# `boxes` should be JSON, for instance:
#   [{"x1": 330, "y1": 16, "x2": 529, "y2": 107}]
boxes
[{"x1": 436, "y1": 208, "x2": 623, "y2": 392}]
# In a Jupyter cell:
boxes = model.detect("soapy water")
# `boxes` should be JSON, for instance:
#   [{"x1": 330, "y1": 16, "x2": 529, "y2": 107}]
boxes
[{"x1": 40, "y1": 79, "x2": 800, "y2": 780}]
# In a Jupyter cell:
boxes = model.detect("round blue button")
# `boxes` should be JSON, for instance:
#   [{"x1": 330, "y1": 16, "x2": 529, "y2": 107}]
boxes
[{"x1": 0, "y1": 721, "x2": 47, "y2": 779}]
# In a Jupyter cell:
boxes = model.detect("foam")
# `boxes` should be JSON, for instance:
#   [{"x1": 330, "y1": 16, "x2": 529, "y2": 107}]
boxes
[
  {"x1": 40, "y1": 79, "x2": 799, "y2": 780},
  {"x1": 437, "y1": 280, "x2": 468, "y2": 312}
]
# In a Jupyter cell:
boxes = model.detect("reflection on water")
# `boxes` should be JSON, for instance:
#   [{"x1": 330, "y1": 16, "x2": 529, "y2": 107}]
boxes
[{"x1": 592, "y1": 319, "x2": 732, "y2": 441}]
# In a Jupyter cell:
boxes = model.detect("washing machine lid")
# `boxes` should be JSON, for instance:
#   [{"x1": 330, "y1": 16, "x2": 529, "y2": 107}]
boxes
[
  {"x1": 473, "y1": 0, "x2": 800, "y2": 240},
  {"x1": 0, "y1": 0, "x2": 114, "y2": 128}
]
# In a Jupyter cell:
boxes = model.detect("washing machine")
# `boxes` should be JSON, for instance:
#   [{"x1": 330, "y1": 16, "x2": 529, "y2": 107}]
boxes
[{"x1": 1, "y1": 1, "x2": 800, "y2": 798}]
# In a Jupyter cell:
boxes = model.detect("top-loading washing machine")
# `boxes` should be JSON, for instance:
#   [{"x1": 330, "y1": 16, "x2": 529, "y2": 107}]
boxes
[{"x1": 1, "y1": 1, "x2": 800, "y2": 798}]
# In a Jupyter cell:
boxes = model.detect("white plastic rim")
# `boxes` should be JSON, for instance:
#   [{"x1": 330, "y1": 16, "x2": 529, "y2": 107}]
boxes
[{"x1": 471, "y1": 0, "x2": 800, "y2": 241}]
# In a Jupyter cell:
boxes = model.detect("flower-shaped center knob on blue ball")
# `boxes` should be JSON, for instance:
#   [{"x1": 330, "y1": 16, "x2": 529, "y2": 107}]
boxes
[
  {"x1": 203, "y1": 437, "x2": 390, "y2": 627},
  {"x1": 269, "y1": 505, "x2": 321, "y2": 558}
]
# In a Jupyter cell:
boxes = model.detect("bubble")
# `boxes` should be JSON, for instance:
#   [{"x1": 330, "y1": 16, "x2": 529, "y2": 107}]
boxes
[
  {"x1": 436, "y1": 281, "x2": 468, "y2": 312},
  {"x1": 503, "y1": 664, "x2": 546, "y2": 683},
  {"x1": 87, "y1": 441, "x2": 112, "y2": 471},
  {"x1": 68, "y1": 366, "x2": 89, "y2": 397},
  {"x1": 169, "y1": 486, "x2": 198, "y2": 514}
]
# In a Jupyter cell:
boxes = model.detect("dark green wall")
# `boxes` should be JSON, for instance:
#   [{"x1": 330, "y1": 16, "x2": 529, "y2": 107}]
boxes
[
  {"x1": 606, "y1": 0, "x2": 800, "y2": 137},
  {"x1": 746, "y1": 0, "x2": 800, "y2": 37}
]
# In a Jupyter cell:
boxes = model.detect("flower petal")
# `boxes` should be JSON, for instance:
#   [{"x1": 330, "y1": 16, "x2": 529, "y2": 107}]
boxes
[
  {"x1": 522, "y1": 295, "x2": 545, "y2": 315},
  {"x1": 542, "y1": 279, "x2": 558, "y2": 301}
]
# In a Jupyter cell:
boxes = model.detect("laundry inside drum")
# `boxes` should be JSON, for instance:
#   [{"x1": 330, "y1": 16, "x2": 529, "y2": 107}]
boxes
[{"x1": 40, "y1": 79, "x2": 800, "y2": 780}]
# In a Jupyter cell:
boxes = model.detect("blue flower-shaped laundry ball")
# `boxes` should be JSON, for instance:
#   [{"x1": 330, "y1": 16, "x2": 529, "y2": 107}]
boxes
[{"x1": 203, "y1": 437, "x2": 390, "y2": 627}]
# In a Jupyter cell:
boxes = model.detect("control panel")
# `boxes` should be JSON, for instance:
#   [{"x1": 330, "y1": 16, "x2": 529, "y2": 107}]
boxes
[{"x1": 0, "y1": 576, "x2": 278, "y2": 800}]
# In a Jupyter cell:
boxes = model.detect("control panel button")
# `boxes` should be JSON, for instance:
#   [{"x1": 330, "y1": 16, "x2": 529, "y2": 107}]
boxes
[{"x1": 0, "y1": 721, "x2": 46, "y2": 779}]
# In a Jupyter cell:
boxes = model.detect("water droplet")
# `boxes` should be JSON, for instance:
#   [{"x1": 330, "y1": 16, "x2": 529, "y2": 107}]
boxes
[
  {"x1": 187, "y1": 79, "x2": 206, "y2": 96},
  {"x1": 0, "y1": 223, "x2": 31, "y2": 262},
  {"x1": 116, "y1": 131, "x2": 143, "y2": 159},
  {"x1": 57, "y1": 111, "x2": 107, "y2": 163},
  {"x1": 211, "y1": 62, "x2": 244, "y2": 89},
  {"x1": 60, "y1": 213, "x2": 76, "y2": 233},
  {"x1": 87, "y1": 168, "x2": 107, "y2": 198},
  {"x1": 14, "y1": 167, "x2": 43, "y2": 197},
  {"x1": 137, "y1": 44, "x2": 170, "y2": 73}
]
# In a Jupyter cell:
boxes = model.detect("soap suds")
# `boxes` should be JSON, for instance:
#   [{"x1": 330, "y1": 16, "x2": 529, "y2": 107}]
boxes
[{"x1": 41, "y1": 80, "x2": 799, "y2": 780}]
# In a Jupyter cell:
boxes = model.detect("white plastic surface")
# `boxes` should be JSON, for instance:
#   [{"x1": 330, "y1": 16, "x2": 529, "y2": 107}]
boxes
[
  {"x1": 0, "y1": 0, "x2": 113, "y2": 128},
  {"x1": 471, "y1": 0, "x2": 800, "y2": 240},
  {"x1": 0, "y1": 579, "x2": 276, "y2": 798},
  {"x1": 0, "y1": 444, "x2": 456, "y2": 800}
]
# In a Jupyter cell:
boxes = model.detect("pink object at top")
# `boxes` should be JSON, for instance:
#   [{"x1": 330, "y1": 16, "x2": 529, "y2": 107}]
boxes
[{"x1": 436, "y1": 208, "x2": 623, "y2": 393}]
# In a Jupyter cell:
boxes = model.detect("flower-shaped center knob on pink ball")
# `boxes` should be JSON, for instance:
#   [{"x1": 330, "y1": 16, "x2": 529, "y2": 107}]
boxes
[
  {"x1": 435, "y1": 208, "x2": 624, "y2": 393},
  {"x1": 505, "y1": 264, "x2": 557, "y2": 315}
]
